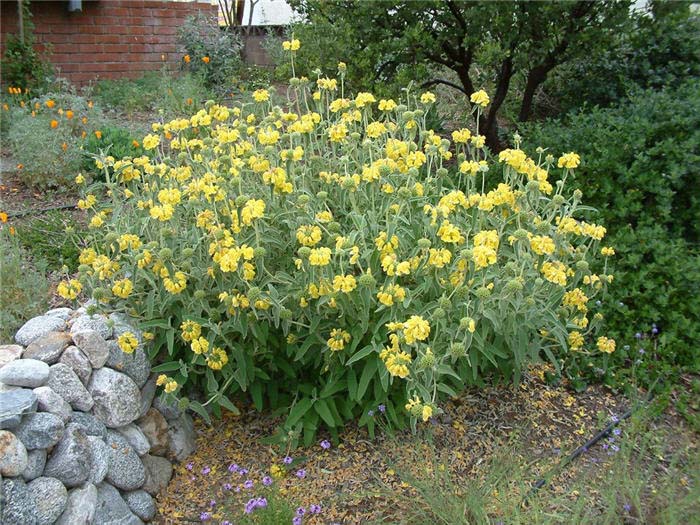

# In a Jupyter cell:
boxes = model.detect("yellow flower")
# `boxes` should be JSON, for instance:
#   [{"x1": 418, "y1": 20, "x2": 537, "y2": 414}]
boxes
[
  {"x1": 568, "y1": 331, "x2": 584, "y2": 350},
  {"x1": 403, "y1": 315, "x2": 430, "y2": 344},
  {"x1": 253, "y1": 89, "x2": 270, "y2": 102},
  {"x1": 327, "y1": 328, "x2": 351, "y2": 351},
  {"x1": 309, "y1": 247, "x2": 332, "y2": 266},
  {"x1": 332, "y1": 274, "x2": 357, "y2": 293},
  {"x1": 315, "y1": 210, "x2": 333, "y2": 223},
  {"x1": 378, "y1": 99, "x2": 397, "y2": 111},
  {"x1": 75, "y1": 174, "x2": 85, "y2": 184},
  {"x1": 420, "y1": 92, "x2": 436, "y2": 104},
  {"x1": 206, "y1": 347, "x2": 228, "y2": 370},
  {"x1": 437, "y1": 220, "x2": 464, "y2": 244},
  {"x1": 452, "y1": 128, "x2": 471, "y2": 143},
  {"x1": 529, "y1": 235, "x2": 555, "y2": 256},
  {"x1": 282, "y1": 39, "x2": 300, "y2": 51},
  {"x1": 541, "y1": 261, "x2": 567, "y2": 286},
  {"x1": 112, "y1": 278, "x2": 133, "y2": 299},
  {"x1": 470, "y1": 89, "x2": 490, "y2": 107},
  {"x1": 164, "y1": 379, "x2": 178, "y2": 393},
  {"x1": 328, "y1": 123, "x2": 348, "y2": 142},
  {"x1": 118, "y1": 332, "x2": 139, "y2": 354},
  {"x1": 427, "y1": 248, "x2": 452, "y2": 268},
  {"x1": 601, "y1": 246, "x2": 615, "y2": 257},
  {"x1": 558, "y1": 152, "x2": 580, "y2": 169},
  {"x1": 191, "y1": 336, "x2": 209, "y2": 355},
  {"x1": 241, "y1": 199, "x2": 265, "y2": 225},
  {"x1": 471, "y1": 135, "x2": 486, "y2": 148},
  {"x1": 597, "y1": 336, "x2": 616, "y2": 354},
  {"x1": 563, "y1": 288, "x2": 589, "y2": 312},
  {"x1": 296, "y1": 225, "x2": 322, "y2": 246},
  {"x1": 354, "y1": 92, "x2": 376, "y2": 108},
  {"x1": 57, "y1": 279, "x2": 82, "y2": 300},
  {"x1": 142, "y1": 134, "x2": 160, "y2": 150},
  {"x1": 422, "y1": 405, "x2": 433, "y2": 422}
]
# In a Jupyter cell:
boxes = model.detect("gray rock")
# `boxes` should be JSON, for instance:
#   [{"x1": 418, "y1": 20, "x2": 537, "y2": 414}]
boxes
[
  {"x1": 27, "y1": 476, "x2": 69, "y2": 525},
  {"x1": 88, "y1": 368, "x2": 141, "y2": 428},
  {"x1": 140, "y1": 454, "x2": 172, "y2": 496},
  {"x1": 109, "y1": 313, "x2": 143, "y2": 342},
  {"x1": 56, "y1": 483, "x2": 98, "y2": 525},
  {"x1": 104, "y1": 430, "x2": 146, "y2": 490},
  {"x1": 0, "y1": 344, "x2": 23, "y2": 368},
  {"x1": 136, "y1": 409, "x2": 169, "y2": 456},
  {"x1": 0, "y1": 388, "x2": 37, "y2": 430},
  {"x1": 15, "y1": 315, "x2": 66, "y2": 346},
  {"x1": 167, "y1": 413, "x2": 196, "y2": 462},
  {"x1": 43, "y1": 423, "x2": 92, "y2": 487},
  {"x1": 87, "y1": 435, "x2": 110, "y2": 484},
  {"x1": 116, "y1": 424, "x2": 151, "y2": 456},
  {"x1": 71, "y1": 411, "x2": 107, "y2": 438},
  {"x1": 59, "y1": 345, "x2": 92, "y2": 385},
  {"x1": 123, "y1": 490, "x2": 156, "y2": 521},
  {"x1": 2, "y1": 477, "x2": 37, "y2": 525},
  {"x1": 14, "y1": 412, "x2": 65, "y2": 450},
  {"x1": 152, "y1": 396, "x2": 181, "y2": 421},
  {"x1": 0, "y1": 359, "x2": 50, "y2": 388},
  {"x1": 0, "y1": 429, "x2": 28, "y2": 476},
  {"x1": 105, "y1": 340, "x2": 150, "y2": 388},
  {"x1": 33, "y1": 386, "x2": 73, "y2": 423},
  {"x1": 138, "y1": 376, "x2": 157, "y2": 419},
  {"x1": 72, "y1": 330, "x2": 110, "y2": 369},
  {"x1": 22, "y1": 448, "x2": 47, "y2": 481},
  {"x1": 44, "y1": 307, "x2": 74, "y2": 320},
  {"x1": 48, "y1": 363, "x2": 94, "y2": 411},
  {"x1": 70, "y1": 314, "x2": 112, "y2": 340},
  {"x1": 94, "y1": 482, "x2": 143, "y2": 525},
  {"x1": 23, "y1": 332, "x2": 72, "y2": 364}
]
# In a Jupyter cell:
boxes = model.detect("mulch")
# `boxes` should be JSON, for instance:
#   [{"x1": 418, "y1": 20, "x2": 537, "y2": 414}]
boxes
[{"x1": 155, "y1": 366, "x2": 629, "y2": 524}]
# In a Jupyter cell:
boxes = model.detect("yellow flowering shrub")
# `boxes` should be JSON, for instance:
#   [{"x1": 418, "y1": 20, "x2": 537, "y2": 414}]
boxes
[{"x1": 68, "y1": 70, "x2": 615, "y2": 441}]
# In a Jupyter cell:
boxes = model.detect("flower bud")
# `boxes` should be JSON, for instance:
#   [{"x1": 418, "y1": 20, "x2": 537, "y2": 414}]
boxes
[
  {"x1": 92, "y1": 287, "x2": 108, "y2": 301},
  {"x1": 410, "y1": 403, "x2": 424, "y2": 418},
  {"x1": 552, "y1": 195, "x2": 566, "y2": 207},
  {"x1": 177, "y1": 152, "x2": 188, "y2": 163},
  {"x1": 104, "y1": 232, "x2": 118, "y2": 244},
  {"x1": 78, "y1": 264, "x2": 91, "y2": 274},
  {"x1": 182, "y1": 248, "x2": 195, "y2": 258},
  {"x1": 397, "y1": 187, "x2": 412, "y2": 199},
  {"x1": 413, "y1": 108, "x2": 424, "y2": 118},
  {"x1": 358, "y1": 273, "x2": 376, "y2": 287},
  {"x1": 316, "y1": 191, "x2": 328, "y2": 200},
  {"x1": 475, "y1": 286, "x2": 491, "y2": 299},
  {"x1": 526, "y1": 180, "x2": 540, "y2": 192},
  {"x1": 253, "y1": 247, "x2": 266, "y2": 258},
  {"x1": 194, "y1": 290, "x2": 207, "y2": 300},
  {"x1": 454, "y1": 285, "x2": 469, "y2": 299},
  {"x1": 235, "y1": 195, "x2": 249, "y2": 207},
  {"x1": 350, "y1": 132, "x2": 361, "y2": 141},
  {"x1": 419, "y1": 350, "x2": 435, "y2": 370},
  {"x1": 438, "y1": 296, "x2": 451, "y2": 310},
  {"x1": 432, "y1": 307, "x2": 446, "y2": 319},
  {"x1": 575, "y1": 260, "x2": 589, "y2": 272},
  {"x1": 573, "y1": 189, "x2": 583, "y2": 201},
  {"x1": 505, "y1": 279, "x2": 523, "y2": 292},
  {"x1": 298, "y1": 246, "x2": 311, "y2": 258},
  {"x1": 327, "y1": 221, "x2": 341, "y2": 233},
  {"x1": 417, "y1": 238, "x2": 431, "y2": 250},
  {"x1": 159, "y1": 248, "x2": 173, "y2": 260},
  {"x1": 204, "y1": 100, "x2": 215, "y2": 109},
  {"x1": 297, "y1": 194, "x2": 310, "y2": 205},
  {"x1": 247, "y1": 286, "x2": 262, "y2": 301},
  {"x1": 407, "y1": 167, "x2": 419, "y2": 178},
  {"x1": 534, "y1": 278, "x2": 544, "y2": 287},
  {"x1": 279, "y1": 308, "x2": 293, "y2": 320},
  {"x1": 436, "y1": 167, "x2": 448, "y2": 178},
  {"x1": 450, "y1": 342, "x2": 466, "y2": 358},
  {"x1": 402, "y1": 111, "x2": 414, "y2": 121}
]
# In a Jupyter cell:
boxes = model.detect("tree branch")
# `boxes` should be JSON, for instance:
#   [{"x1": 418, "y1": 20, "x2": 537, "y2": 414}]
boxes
[{"x1": 419, "y1": 78, "x2": 469, "y2": 95}]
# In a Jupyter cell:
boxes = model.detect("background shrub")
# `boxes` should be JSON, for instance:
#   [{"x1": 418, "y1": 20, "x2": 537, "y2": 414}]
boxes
[
  {"x1": 523, "y1": 79, "x2": 700, "y2": 387},
  {"x1": 178, "y1": 13, "x2": 244, "y2": 93}
]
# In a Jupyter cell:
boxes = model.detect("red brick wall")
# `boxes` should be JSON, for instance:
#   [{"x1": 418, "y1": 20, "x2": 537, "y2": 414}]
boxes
[{"x1": 0, "y1": 0, "x2": 217, "y2": 85}]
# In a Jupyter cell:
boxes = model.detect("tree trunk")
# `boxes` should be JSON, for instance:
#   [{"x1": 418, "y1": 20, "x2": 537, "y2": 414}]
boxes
[{"x1": 518, "y1": 66, "x2": 548, "y2": 122}]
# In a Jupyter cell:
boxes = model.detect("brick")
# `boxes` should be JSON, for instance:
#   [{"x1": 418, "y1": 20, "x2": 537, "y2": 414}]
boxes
[{"x1": 103, "y1": 43, "x2": 130, "y2": 54}]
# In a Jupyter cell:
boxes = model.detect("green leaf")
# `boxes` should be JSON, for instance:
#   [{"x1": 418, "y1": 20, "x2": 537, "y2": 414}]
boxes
[
  {"x1": 313, "y1": 399, "x2": 336, "y2": 427},
  {"x1": 346, "y1": 344, "x2": 375, "y2": 366},
  {"x1": 218, "y1": 395, "x2": 241, "y2": 415},
  {"x1": 286, "y1": 397, "x2": 313, "y2": 427},
  {"x1": 152, "y1": 361, "x2": 182, "y2": 373},
  {"x1": 250, "y1": 382, "x2": 264, "y2": 411},
  {"x1": 357, "y1": 357, "x2": 378, "y2": 401},
  {"x1": 189, "y1": 400, "x2": 211, "y2": 425}
]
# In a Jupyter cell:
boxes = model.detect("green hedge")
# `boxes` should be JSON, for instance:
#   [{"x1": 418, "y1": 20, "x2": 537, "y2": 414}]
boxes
[{"x1": 523, "y1": 80, "x2": 700, "y2": 387}]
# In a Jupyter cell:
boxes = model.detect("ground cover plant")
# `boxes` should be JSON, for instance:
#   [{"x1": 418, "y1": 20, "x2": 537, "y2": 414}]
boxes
[{"x1": 63, "y1": 41, "x2": 619, "y2": 446}]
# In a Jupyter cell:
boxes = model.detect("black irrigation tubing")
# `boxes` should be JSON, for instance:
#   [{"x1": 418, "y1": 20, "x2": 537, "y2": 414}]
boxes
[
  {"x1": 6, "y1": 203, "x2": 77, "y2": 218},
  {"x1": 523, "y1": 387, "x2": 657, "y2": 504}
]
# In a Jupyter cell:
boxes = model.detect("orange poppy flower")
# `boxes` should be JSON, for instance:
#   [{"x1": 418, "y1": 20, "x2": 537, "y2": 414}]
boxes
[
  {"x1": 46, "y1": 100, "x2": 55, "y2": 108},
  {"x1": 132, "y1": 140, "x2": 140, "y2": 148},
  {"x1": 202, "y1": 56, "x2": 210, "y2": 64},
  {"x1": 62, "y1": 142, "x2": 68, "y2": 151},
  {"x1": 66, "y1": 110, "x2": 74, "y2": 119},
  {"x1": 50, "y1": 120, "x2": 58, "y2": 128},
  {"x1": 94, "y1": 130, "x2": 102, "y2": 139},
  {"x1": 0, "y1": 212, "x2": 7, "y2": 222},
  {"x1": 184, "y1": 54, "x2": 191, "y2": 63},
  {"x1": 82, "y1": 117, "x2": 88, "y2": 124}
]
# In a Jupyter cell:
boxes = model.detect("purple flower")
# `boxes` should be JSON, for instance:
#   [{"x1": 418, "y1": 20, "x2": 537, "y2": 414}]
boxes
[
  {"x1": 367, "y1": 410, "x2": 374, "y2": 417},
  {"x1": 635, "y1": 332, "x2": 642, "y2": 339},
  {"x1": 623, "y1": 503, "x2": 632, "y2": 512},
  {"x1": 201, "y1": 466, "x2": 211, "y2": 475},
  {"x1": 200, "y1": 511, "x2": 211, "y2": 521},
  {"x1": 186, "y1": 462, "x2": 194, "y2": 471},
  {"x1": 244, "y1": 479, "x2": 254, "y2": 489},
  {"x1": 244, "y1": 497, "x2": 267, "y2": 514},
  {"x1": 222, "y1": 521, "x2": 232, "y2": 525},
  {"x1": 239, "y1": 468, "x2": 249, "y2": 476},
  {"x1": 296, "y1": 468, "x2": 306, "y2": 479},
  {"x1": 283, "y1": 456, "x2": 293, "y2": 465},
  {"x1": 228, "y1": 463, "x2": 239, "y2": 473},
  {"x1": 296, "y1": 506, "x2": 306, "y2": 516},
  {"x1": 651, "y1": 324, "x2": 659, "y2": 335},
  {"x1": 262, "y1": 475, "x2": 273, "y2": 486},
  {"x1": 611, "y1": 444, "x2": 620, "y2": 452},
  {"x1": 611, "y1": 415, "x2": 620, "y2": 423},
  {"x1": 223, "y1": 483, "x2": 233, "y2": 491},
  {"x1": 320, "y1": 439, "x2": 331, "y2": 450},
  {"x1": 309, "y1": 504, "x2": 322, "y2": 514},
  {"x1": 613, "y1": 428, "x2": 621, "y2": 436},
  {"x1": 209, "y1": 500, "x2": 216, "y2": 508},
  {"x1": 293, "y1": 517, "x2": 302, "y2": 525},
  {"x1": 378, "y1": 404, "x2": 386, "y2": 413}
]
